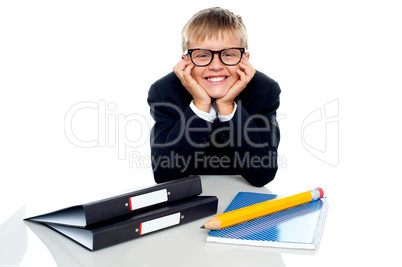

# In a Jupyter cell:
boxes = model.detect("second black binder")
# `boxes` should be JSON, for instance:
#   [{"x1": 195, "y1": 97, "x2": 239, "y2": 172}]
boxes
[{"x1": 43, "y1": 196, "x2": 218, "y2": 251}]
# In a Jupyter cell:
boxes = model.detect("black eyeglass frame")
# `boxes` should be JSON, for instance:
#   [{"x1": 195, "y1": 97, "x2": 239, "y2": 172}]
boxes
[{"x1": 186, "y1": 47, "x2": 246, "y2": 67}]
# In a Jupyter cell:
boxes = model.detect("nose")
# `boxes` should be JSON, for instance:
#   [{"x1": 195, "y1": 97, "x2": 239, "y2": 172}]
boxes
[{"x1": 208, "y1": 52, "x2": 224, "y2": 70}]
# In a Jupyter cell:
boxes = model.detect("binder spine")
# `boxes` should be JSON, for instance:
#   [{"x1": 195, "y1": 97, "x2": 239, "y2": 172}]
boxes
[
  {"x1": 92, "y1": 196, "x2": 218, "y2": 251},
  {"x1": 85, "y1": 175, "x2": 202, "y2": 225}
]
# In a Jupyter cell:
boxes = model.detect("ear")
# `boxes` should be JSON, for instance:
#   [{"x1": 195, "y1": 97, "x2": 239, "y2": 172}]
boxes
[{"x1": 244, "y1": 52, "x2": 250, "y2": 59}]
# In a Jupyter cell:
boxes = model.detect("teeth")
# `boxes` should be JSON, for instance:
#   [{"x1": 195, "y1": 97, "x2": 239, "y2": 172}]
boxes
[{"x1": 207, "y1": 77, "x2": 226, "y2": 82}]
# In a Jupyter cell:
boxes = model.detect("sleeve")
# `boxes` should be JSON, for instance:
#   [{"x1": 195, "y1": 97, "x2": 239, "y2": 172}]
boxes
[
  {"x1": 210, "y1": 82, "x2": 281, "y2": 187},
  {"x1": 147, "y1": 84, "x2": 214, "y2": 183},
  {"x1": 189, "y1": 100, "x2": 237, "y2": 122},
  {"x1": 218, "y1": 102, "x2": 237, "y2": 122},
  {"x1": 189, "y1": 100, "x2": 217, "y2": 122}
]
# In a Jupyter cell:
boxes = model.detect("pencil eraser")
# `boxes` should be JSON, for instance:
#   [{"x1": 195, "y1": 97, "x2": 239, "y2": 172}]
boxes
[{"x1": 317, "y1": 187, "x2": 324, "y2": 198}]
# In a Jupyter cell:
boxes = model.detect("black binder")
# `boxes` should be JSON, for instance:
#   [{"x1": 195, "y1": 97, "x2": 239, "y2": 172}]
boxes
[
  {"x1": 44, "y1": 196, "x2": 218, "y2": 251},
  {"x1": 26, "y1": 175, "x2": 202, "y2": 228}
]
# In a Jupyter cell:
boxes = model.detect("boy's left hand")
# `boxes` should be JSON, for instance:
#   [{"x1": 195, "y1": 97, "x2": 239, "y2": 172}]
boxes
[{"x1": 215, "y1": 56, "x2": 256, "y2": 115}]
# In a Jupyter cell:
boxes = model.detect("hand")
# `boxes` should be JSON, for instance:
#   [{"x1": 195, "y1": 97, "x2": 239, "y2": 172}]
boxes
[
  {"x1": 173, "y1": 58, "x2": 211, "y2": 112},
  {"x1": 216, "y1": 56, "x2": 256, "y2": 115}
]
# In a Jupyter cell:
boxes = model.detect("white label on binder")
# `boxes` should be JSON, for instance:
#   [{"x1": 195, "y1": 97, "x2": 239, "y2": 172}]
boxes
[
  {"x1": 140, "y1": 212, "x2": 181, "y2": 235},
  {"x1": 129, "y1": 189, "x2": 168, "y2": 211}
]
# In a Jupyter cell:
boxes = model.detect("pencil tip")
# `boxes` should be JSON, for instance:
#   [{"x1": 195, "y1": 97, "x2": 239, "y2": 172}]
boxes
[{"x1": 200, "y1": 225, "x2": 205, "y2": 229}]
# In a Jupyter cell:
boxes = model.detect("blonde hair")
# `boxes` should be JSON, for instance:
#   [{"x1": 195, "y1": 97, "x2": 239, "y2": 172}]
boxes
[{"x1": 181, "y1": 7, "x2": 248, "y2": 53}]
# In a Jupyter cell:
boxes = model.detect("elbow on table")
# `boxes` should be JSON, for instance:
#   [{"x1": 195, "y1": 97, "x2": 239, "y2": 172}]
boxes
[{"x1": 243, "y1": 167, "x2": 278, "y2": 187}]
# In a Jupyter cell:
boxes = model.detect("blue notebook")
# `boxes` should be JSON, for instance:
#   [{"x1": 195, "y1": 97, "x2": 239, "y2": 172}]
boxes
[{"x1": 206, "y1": 192, "x2": 328, "y2": 251}]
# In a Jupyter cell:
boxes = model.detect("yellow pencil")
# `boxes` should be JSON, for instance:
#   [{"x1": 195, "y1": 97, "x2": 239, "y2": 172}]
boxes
[{"x1": 201, "y1": 188, "x2": 324, "y2": 230}]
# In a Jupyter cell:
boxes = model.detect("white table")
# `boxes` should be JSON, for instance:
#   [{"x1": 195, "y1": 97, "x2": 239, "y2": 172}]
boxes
[{"x1": 6, "y1": 175, "x2": 294, "y2": 267}]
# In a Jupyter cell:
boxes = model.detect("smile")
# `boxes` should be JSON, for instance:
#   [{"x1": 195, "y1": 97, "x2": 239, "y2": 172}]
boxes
[{"x1": 206, "y1": 76, "x2": 227, "y2": 82}]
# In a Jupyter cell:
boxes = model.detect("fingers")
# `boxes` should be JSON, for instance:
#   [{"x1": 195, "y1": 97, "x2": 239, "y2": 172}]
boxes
[
  {"x1": 173, "y1": 58, "x2": 211, "y2": 108},
  {"x1": 182, "y1": 62, "x2": 194, "y2": 82},
  {"x1": 223, "y1": 57, "x2": 255, "y2": 100},
  {"x1": 173, "y1": 59, "x2": 191, "y2": 80},
  {"x1": 174, "y1": 60, "x2": 197, "y2": 91},
  {"x1": 238, "y1": 57, "x2": 256, "y2": 79}
]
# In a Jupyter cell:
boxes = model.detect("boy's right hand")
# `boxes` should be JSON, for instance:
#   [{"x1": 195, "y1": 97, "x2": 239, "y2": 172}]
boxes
[{"x1": 173, "y1": 59, "x2": 211, "y2": 113}]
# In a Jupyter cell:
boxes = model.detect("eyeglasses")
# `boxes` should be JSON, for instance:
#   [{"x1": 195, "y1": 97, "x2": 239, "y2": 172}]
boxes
[{"x1": 186, "y1": 47, "x2": 245, "y2": 67}]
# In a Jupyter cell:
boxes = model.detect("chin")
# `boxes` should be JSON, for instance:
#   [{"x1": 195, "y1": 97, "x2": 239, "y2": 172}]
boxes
[{"x1": 205, "y1": 88, "x2": 230, "y2": 99}]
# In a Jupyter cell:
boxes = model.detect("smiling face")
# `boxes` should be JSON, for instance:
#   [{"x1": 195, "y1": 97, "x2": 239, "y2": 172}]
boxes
[{"x1": 187, "y1": 32, "x2": 248, "y2": 99}]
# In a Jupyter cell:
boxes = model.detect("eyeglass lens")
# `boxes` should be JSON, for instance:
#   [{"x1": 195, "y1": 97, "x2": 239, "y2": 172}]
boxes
[{"x1": 191, "y1": 49, "x2": 242, "y2": 66}]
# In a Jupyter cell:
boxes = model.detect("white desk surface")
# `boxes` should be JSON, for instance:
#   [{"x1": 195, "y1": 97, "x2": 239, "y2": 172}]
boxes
[
  {"x1": 4, "y1": 175, "x2": 293, "y2": 267},
  {"x1": 2, "y1": 172, "x2": 402, "y2": 267}
]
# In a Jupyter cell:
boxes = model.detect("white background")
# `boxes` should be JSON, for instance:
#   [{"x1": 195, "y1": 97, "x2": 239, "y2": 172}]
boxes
[{"x1": 1, "y1": 0, "x2": 401, "y2": 266}]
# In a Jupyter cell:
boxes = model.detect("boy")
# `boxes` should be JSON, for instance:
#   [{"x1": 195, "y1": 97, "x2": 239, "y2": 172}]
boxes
[{"x1": 147, "y1": 7, "x2": 281, "y2": 187}]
